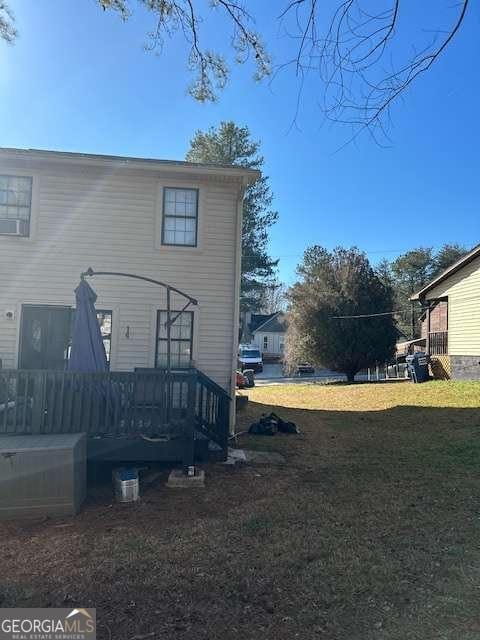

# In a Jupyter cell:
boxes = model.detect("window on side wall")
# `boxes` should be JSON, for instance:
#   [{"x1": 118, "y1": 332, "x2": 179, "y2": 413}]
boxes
[
  {"x1": 162, "y1": 187, "x2": 198, "y2": 247},
  {"x1": 0, "y1": 175, "x2": 33, "y2": 236},
  {"x1": 156, "y1": 310, "x2": 193, "y2": 369}
]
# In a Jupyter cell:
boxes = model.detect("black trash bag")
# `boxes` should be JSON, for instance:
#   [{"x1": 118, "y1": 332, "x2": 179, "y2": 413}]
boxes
[
  {"x1": 248, "y1": 412, "x2": 300, "y2": 436},
  {"x1": 248, "y1": 414, "x2": 278, "y2": 436},
  {"x1": 268, "y1": 412, "x2": 301, "y2": 434}
]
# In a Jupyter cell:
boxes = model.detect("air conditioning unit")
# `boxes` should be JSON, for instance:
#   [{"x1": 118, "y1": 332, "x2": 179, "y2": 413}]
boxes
[{"x1": 0, "y1": 219, "x2": 27, "y2": 236}]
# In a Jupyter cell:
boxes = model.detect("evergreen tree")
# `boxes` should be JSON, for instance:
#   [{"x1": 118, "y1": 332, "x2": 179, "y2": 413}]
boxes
[
  {"x1": 286, "y1": 246, "x2": 398, "y2": 382},
  {"x1": 432, "y1": 243, "x2": 467, "y2": 277},
  {"x1": 186, "y1": 122, "x2": 278, "y2": 310},
  {"x1": 390, "y1": 248, "x2": 433, "y2": 338},
  {"x1": 389, "y1": 244, "x2": 468, "y2": 337}
]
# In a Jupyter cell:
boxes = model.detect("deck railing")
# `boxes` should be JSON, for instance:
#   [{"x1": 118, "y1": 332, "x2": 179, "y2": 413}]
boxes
[
  {"x1": 195, "y1": 370, "x2": 230, "y2": 453},
  {"x1": 428, "y1": 331, "x2": 448, "y2": 356},
  {"x1": 0, "y1": 368, "x2": 230, "y2": 459}
]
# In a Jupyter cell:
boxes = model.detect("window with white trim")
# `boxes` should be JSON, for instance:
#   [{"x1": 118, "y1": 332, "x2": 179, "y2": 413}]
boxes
[
  {"x1": 263, "y1": 336, "x2": 268, "y2": 350},
  {"x1": 156, "y1": 310, "x2": 193, "y2": 368},
  {"x1": 0, "y1": 175, "x2": 33, "y2": 236},
  {"x1": 162, "y1": 187, "x2": 198, "y2": 247}
]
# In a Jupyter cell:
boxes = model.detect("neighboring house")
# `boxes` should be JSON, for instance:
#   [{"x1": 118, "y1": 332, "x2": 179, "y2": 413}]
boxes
[
  {"x1": 249, "y1": 311, "x2": 287, "y2": 361},
  {"x1": 411, "y1": 243, "x2": 480, "y2": 380},
  {"x1": 0, "y1": 147, "x2": 258, "y2": 429}
]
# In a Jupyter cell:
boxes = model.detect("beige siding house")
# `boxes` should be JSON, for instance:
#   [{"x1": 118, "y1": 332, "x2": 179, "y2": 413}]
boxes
[
  {"x1": 411, "y1": 244, "x2": 480, "y2": 380},
  {"x1": 0, "y1": 148, "x2": 258, "y2": 428}
]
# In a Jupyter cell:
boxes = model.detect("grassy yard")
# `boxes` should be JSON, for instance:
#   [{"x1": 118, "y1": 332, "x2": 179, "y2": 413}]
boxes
[{"x1": 1, "y1": 380, "x2": 480, "y2": 639}]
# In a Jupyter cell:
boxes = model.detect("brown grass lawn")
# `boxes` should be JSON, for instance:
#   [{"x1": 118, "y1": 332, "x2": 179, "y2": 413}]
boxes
[{"x1": 1, "y1": 380, "x2": 480, "y2": 639}]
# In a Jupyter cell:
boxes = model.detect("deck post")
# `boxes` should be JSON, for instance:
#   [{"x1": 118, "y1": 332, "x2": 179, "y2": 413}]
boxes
[
  {"x1": 166, "y1": 286, "x2": 171, "y2": 423},
  {"x1": 426, "y1": 303, "x2": 431, "y2": 354},
  {"x1": 182, "y1": 370, "x2": 196, "y2": 472},
  {"x1": 31, "y1": 371, "x2": 46, "y2": 433},
  {"x1": 218, "y1": 393, "x2": 230, "y2": 458}
]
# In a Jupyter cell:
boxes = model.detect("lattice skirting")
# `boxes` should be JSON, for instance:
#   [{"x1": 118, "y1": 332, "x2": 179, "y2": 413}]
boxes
[{"x1": 429, "y1": 355, "x2": 451, "y2": 380}]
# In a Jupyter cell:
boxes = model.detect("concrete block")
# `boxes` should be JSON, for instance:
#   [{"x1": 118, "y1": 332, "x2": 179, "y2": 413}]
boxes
[
  {"x1": 167, "y1": 468, "x2": 205, "y2": 488},
  {"x1": 450, "y1": 356, "x2": 480, "y2": 380},
  {"x1": 221, "y1": 448, "x2": 247, "y2": 465}
]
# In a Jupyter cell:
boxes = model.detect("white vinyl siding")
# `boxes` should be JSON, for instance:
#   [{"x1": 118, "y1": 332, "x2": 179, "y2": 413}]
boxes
[
  {"x1": 426, "y1": 255, "x2": 480, "y2": 356},
  {"x1": 0, "y1": 157, "x2": 240, "y2": 393}
]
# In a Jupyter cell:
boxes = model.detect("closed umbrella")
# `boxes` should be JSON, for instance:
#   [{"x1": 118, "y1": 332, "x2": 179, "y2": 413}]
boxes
[{"x1": 69, "y1": 280, "x2": 108, "y2": 372}]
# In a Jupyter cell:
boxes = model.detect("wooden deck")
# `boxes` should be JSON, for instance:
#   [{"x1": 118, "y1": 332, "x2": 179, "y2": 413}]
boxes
[{"x1": 0, "y1": 368, "x2": 230, "y2": 465}]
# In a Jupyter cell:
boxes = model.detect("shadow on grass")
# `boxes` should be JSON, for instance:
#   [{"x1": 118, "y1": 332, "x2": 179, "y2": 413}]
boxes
[{"x1": 236, "y1": 399, "x2": 480, "y2": 473}]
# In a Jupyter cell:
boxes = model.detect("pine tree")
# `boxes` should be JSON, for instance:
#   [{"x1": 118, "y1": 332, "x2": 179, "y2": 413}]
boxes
[
  {"x1": 432, "y1": 243, "x2": 467, "y2": 277},
  {"x1": 186, "y1": 122, "x2": 278, "y2": 310}
]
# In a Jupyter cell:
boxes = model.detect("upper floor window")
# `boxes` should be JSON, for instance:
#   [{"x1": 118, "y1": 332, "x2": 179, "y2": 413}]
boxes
[
  {"x1": 0, "y1": 175, "x2": 33, "y2": 236},
  {"x1": 162, "y1": 187, "x2": 198, "y2": 247}
]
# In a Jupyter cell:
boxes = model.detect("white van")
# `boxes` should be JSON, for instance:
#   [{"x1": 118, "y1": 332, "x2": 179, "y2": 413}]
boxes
[{"x1": 238, "y1": 344, "x2": 263, "y2": 372}]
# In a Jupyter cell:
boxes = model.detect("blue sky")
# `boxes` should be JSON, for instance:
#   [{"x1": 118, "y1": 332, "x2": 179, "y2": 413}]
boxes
[{"x1": 0, "y1": 1, "x2": 478, "y2": 284}]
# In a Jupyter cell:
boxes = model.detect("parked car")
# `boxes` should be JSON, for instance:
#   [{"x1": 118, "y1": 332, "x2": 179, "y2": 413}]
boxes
[{"x1": 238, "y1": 345, "x2": 263, "y2": 372}]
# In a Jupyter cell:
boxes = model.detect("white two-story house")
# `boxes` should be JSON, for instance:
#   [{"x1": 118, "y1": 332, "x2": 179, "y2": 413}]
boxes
[{"x1": 0, "y1": 148, "x2": 258, "y2": 431}]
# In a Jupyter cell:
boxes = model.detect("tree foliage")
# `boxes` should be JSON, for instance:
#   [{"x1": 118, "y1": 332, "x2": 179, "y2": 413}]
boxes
[
  {"x1": 186, "y1": 121, "x2": 278, "y2": 310},
  {"x1": 99, "y1": 0, "x2": 270, "y2": 102},
  {"x1": 286, "y1": 246, "x2": 398, "y2": 382},
  {"x1": 0, "y1": 2, "x2": 16, "y2": 43},
  {"x1": 432, "y1": 243, "x2": 468, "y2": 278},
  {"x1": 380, "y1": 243, "x2": 468, "y2": 338},
  {"x1": 258, "y1": 280, "x2": 288, "y2": 314},
  {"x1": 391, "y1": 248, "x2": 434, "y2": 295}
]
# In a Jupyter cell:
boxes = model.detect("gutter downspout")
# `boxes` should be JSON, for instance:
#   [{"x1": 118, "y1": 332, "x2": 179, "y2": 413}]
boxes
[
  {"x1": 425, "y1": 297, "x2": 432, "y2": 354},
  {"x1": 230, "y1": 180, "x2": 246, "y2": 434}
]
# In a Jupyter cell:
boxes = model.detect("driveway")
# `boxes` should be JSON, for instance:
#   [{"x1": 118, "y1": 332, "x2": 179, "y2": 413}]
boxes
[
  {"x1": 255, "y1": 363, "x2": 345, "y2": 385},
  {"x1": 253, "y1": 363, "x2": 401, "y2": 385}
]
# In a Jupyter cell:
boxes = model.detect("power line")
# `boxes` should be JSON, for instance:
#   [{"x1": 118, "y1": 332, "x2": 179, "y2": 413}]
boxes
[
  {"x1": 332, "y1": 311, "x2": 399, "y2": 319},
  {"x1": 332, "y1": 294, "x2": 480, "y2": 320}
]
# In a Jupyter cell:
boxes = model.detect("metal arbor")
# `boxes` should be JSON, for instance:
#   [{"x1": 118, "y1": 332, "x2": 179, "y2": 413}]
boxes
[{"x1": 80, "y1": 267, "x2": 198, "y2": 373}]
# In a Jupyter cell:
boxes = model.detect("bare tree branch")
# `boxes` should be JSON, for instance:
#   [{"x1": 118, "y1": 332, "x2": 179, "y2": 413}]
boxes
[
  {"x1": 97, "y1": 0, "x2": 270, "y2": 101},
  {"x1": 278, "y1": 0, "x2": 470, "y2": 142}
]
